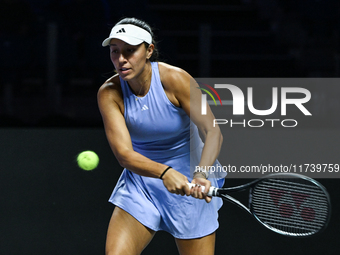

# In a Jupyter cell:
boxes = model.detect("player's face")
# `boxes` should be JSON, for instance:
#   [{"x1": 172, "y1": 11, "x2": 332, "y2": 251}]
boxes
[{"x1": 109, "y1": 39, "x2": 153, "y2": 81}]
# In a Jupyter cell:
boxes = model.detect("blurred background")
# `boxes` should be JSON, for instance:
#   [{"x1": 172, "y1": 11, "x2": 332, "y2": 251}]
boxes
[
  {"x1": 1, "y1": 0, "x2": 340, "y2": 127},
  {"x1": 1, "y1": 0, "x2": 340, "y2": 254}
]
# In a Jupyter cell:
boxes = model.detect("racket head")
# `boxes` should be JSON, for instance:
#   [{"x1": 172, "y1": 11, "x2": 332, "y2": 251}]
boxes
[{"x1": 249, "y1": 173, "x2": 331, "y2": 237}]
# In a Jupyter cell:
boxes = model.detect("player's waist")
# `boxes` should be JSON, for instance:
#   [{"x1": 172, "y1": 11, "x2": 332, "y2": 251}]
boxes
[{"x1": 133, "y1": 142, "x2": 190, "y2": 160}]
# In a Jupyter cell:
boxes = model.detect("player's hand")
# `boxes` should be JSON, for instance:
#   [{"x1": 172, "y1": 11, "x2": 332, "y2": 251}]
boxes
[
  {"x1": 190, "y1": 177, "x2": 212, "y2": 203},
  {"x1": 162, "y1": 168, "x2": 191, "y2": 196}
]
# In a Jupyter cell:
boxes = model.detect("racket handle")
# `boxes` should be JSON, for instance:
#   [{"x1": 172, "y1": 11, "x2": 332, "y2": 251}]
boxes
[{"x1": 187, "y1": 183, "x2": 217, "y2": 196}]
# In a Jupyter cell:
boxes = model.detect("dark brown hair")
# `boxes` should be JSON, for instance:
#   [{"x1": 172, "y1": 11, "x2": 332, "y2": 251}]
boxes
[{"x1": 115, "y1": 17, "x2": 159, "y2": 62}]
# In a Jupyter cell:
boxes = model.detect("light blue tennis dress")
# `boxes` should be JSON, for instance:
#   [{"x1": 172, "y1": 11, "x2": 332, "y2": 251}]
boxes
[{"x1": 108, "y1": 62, "x2": 225, "y2": 239}]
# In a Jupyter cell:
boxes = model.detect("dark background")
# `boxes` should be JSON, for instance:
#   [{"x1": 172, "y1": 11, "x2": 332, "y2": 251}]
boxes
[
  {"x1": 1, "y1": 129, "x2": 339, "y2": 254},
  {"x1": 1, "y1": 0, "x2": 340, "y2": 254}
]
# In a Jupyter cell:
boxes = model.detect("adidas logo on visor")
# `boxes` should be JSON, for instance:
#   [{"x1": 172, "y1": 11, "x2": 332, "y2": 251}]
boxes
[
  {"x1": 116, "y1": 28, "x2": 126, "y2": 33},
  {"x1": 102, "y1": 24, "x2": 152, "y2": 46}
]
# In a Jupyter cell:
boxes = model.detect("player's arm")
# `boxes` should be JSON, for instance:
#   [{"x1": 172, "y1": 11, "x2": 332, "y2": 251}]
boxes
[
  {"x1": 160, "y1": 63, "x2": 223, "y2": 201},
  {"x1": 184, "y1": 76, "x2": 223, "y2": 170},
  {"x1": 97, "y1": 76, "x2": 189, "y2": 194},
  {"x1": 97, "y1": 77, "x2": 164, "y2": 177},
  {"x1": 160, "y1": 64, "x2": 223, "y2": 171}
]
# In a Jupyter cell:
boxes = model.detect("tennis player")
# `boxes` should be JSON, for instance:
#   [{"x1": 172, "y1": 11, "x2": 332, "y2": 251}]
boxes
[{"x1": 98, "y1": 17, "x2": 225, "y2": 255}]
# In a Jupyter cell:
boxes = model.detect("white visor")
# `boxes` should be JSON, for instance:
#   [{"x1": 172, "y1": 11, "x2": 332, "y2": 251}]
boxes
[{"x1": 102, "y1": 24, "x2": 152, "y2": 47}]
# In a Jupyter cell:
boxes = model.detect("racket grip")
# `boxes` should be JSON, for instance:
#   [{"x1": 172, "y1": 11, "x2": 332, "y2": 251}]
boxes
[{"x1": 187, "y1": 183, "x2": 217, "y2": 196}]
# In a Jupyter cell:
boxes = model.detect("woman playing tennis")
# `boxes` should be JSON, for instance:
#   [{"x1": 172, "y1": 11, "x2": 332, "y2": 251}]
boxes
[{"x1": 98, "y1": 17, "x2": 225, "y2": 255}]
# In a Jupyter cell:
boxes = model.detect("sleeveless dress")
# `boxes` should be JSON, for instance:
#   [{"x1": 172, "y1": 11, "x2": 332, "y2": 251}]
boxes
[{"x1": 108, "y1": 62, "x2": 225, "y2": 239}]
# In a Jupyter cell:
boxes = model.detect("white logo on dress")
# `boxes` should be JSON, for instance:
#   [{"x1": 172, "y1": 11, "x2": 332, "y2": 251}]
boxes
[{"x1": 141, "y1": 105, "x2": 149, "y2": 111}]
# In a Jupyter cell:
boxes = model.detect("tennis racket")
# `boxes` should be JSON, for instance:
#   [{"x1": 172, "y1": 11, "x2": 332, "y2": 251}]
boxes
[{"x1": 188, "y1": 173, "x2": 331, "y2": 237}]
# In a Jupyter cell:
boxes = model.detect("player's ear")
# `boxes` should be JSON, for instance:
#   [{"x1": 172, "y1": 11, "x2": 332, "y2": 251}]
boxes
[{"x1": 146, "y1": 44, "x2": 154, "y2": 59}]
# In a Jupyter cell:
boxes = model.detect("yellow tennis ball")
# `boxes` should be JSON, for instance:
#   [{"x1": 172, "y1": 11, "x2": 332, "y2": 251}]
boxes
[{"x1": 77, "y1": 151, "x2": 99, "y2": 171}]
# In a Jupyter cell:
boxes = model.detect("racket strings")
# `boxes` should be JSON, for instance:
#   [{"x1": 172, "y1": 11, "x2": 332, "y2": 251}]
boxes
[
  {"x1": 258, "y1": 194, "x2": 328, "y2": 216},
  {"x1": 251, "y1": 178, "x2": 330, "y2": 236},
  {"x1": 255, "y1": 182, "x2": 328, "y2": 211},
  {"x1": 252, "y1": 203, "x2": 325, "y2": 230},
  {"x1": 252, "y1": 199, "x2": 327, "y2": 223}
]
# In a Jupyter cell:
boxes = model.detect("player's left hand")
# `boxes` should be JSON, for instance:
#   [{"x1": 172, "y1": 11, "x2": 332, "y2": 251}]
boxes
[{"x1": 190, "y1": 177, "x2": 212, "y2": 203}]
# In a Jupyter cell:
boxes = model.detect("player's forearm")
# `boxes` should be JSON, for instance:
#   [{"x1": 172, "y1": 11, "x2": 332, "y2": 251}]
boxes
[
  {"x1": 198, "y1": 129, "x2": 223, "y2": 170},
  {"x1": 115, "y1": 149, "x2": 167, "y2": 178}
]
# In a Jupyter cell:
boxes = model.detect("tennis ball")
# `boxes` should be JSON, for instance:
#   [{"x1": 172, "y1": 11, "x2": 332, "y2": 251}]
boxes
[{"x1": 77, "y1": 151, "x2": 99, "y2": 171}]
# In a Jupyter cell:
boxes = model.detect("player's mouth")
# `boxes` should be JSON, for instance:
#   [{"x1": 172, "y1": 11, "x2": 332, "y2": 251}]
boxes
[{"x1": 119, "y1": 67, "x2": 131, "y2": 75}]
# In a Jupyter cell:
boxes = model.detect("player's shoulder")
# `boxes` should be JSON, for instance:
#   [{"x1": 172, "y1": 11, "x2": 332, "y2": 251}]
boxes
[
  {"x1": 98, "y1": 74, "x2": 121, "y2": 95},
  {"x1": 158, "y1": 62, "x2": 189, "y2": 78},
  {"x1": 99, "y1": 74, "x2": 120, "y2": 91},
  {"x1": 158, "y1": 62, "x2": 191, "y2": 90},
  {"x1": 97, "y1": 74, "x2": 123, "y2": 102}
]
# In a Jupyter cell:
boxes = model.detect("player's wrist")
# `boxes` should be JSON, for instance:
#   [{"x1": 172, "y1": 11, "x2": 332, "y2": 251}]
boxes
[
  {"x1": 194, "y1": 166, "x2": 209, "y2": 179},
  {"x1": 193, "y1": 172, "x2": 206, "y2": 179},
  {"x1": 160, "y1": 166, "x2": 172, "y2": 179}
]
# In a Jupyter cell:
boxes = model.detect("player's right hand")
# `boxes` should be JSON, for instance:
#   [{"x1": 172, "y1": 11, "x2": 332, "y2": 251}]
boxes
[{"x1": 162, "y1": 168, "x2": 191, "y2": 196}]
